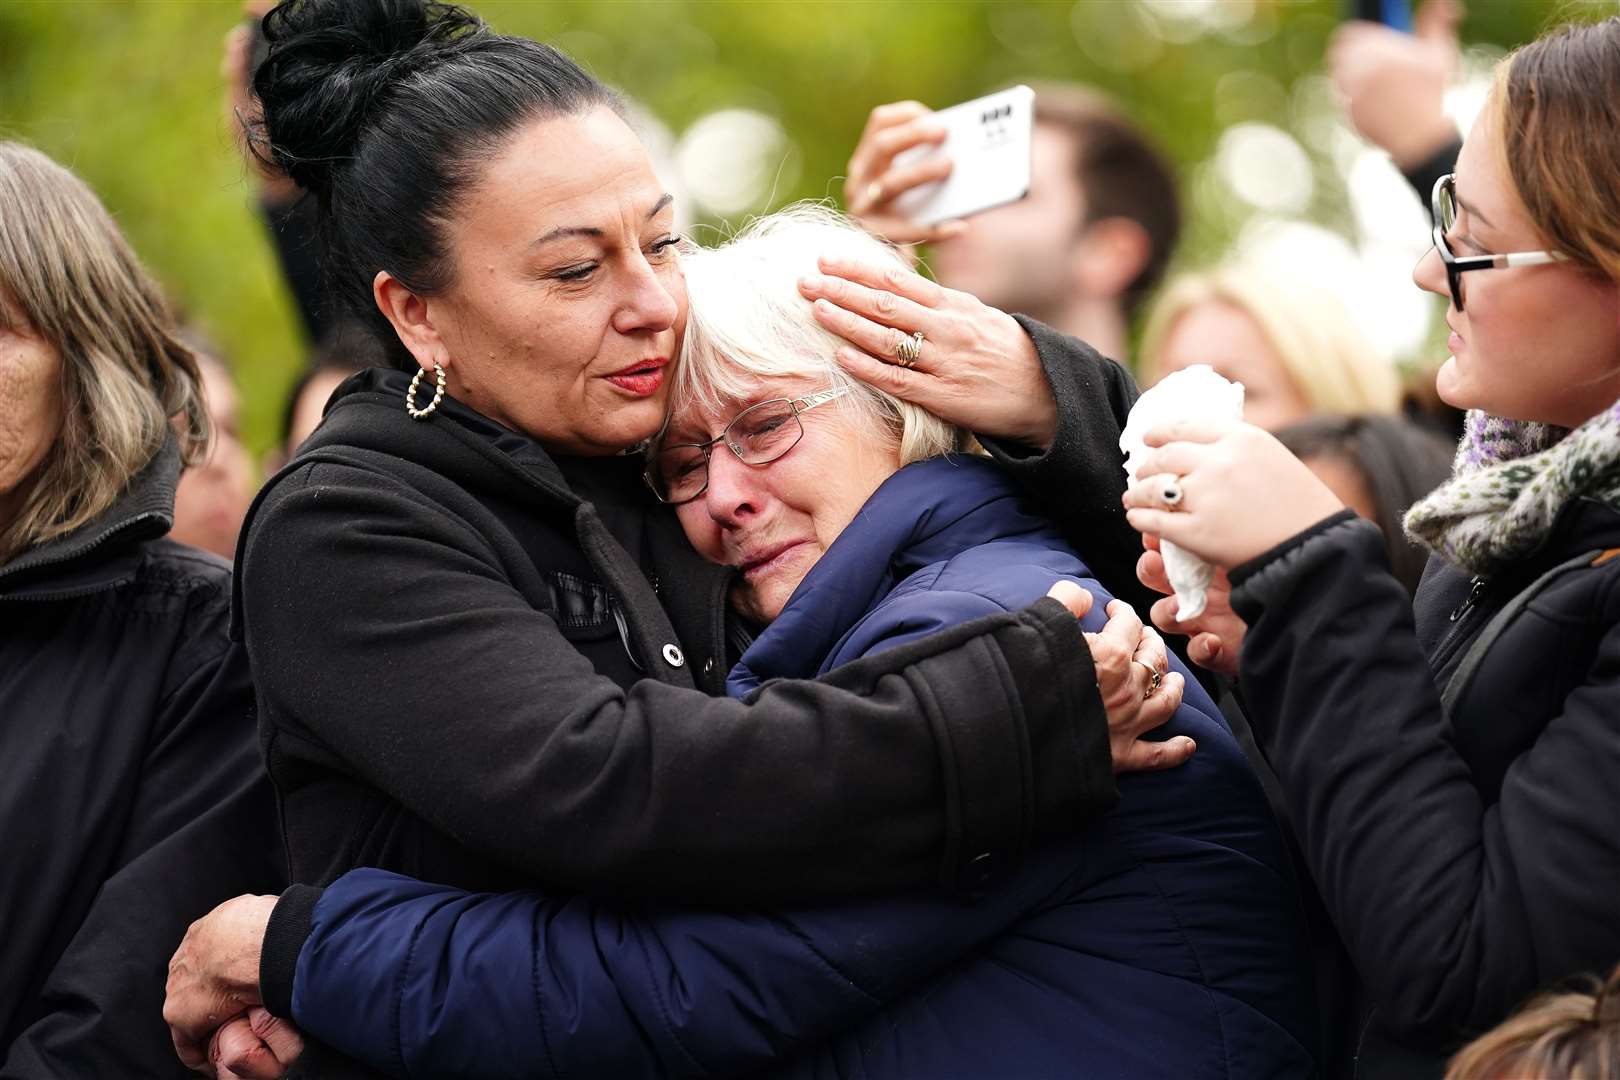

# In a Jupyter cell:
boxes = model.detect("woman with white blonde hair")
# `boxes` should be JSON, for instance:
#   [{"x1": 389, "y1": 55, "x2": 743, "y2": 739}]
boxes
[
  {"x1": 0, "y1": 141, "x2": 281, "y2": 1076},
  {"x1": 1139, "y1": 262, "x2": 1403, "y2": 432}
]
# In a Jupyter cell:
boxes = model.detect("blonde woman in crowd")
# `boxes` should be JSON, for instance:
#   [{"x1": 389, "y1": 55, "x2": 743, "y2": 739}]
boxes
[
  {"x1": 1125, "y1": 16, "x2": 1620, "y2": 1074},
  {"x1": 1139, "y1": 263, "x2": 1404, "y2": 432},
  {"x1": 1445, "y1": 964, "x2": 1620, "y2": 1080},
  {"x1": 0, "y1": 142, "x2": 281, "y2": 1076}
]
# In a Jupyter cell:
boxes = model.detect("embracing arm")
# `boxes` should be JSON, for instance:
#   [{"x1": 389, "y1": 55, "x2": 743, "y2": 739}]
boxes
[
  {"x1": 256, "y1": 858, "x2": 1082, "y2": 1080},
  {"x1": 1231, "y1": 514, "x2": 1620, "y2": 1038},
  {"x1": 245, "y1": 463, "x2": 1113, "y2": 903},
  {"x1": 795, "y1": 267, "x2": 1152, "y2": 623}
]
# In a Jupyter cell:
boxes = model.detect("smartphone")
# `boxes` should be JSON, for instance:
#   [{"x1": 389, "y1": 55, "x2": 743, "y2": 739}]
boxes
[
  {"x1": 889, "y1": 85, "x2": 1035, "y2": 227},
  {"x1": 1348, "y1": 0, "x2": 1412, "y2": 31}
]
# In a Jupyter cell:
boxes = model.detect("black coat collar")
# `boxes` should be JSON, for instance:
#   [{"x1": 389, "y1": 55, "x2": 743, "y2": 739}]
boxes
[{"x1": 0, "y1": 437, "x2": 178, "y2": 598}]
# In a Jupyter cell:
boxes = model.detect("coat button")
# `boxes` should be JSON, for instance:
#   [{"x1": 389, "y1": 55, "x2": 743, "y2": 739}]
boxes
[
  {"x1": 661, "y1": 643, "x2": 685, "y2": 668},
  {"x1": 703, "y1": 657, "x2": 715, "y2": 676}
]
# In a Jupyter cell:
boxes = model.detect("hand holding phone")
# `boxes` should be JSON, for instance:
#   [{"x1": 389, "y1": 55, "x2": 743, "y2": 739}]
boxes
[{"x1": 843, "y1": 87, "x2": 1035, "y2": 246}]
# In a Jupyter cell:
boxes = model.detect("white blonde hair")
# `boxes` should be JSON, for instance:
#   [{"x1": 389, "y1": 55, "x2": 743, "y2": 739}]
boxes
[
  {"x1": 670, "y1": 204, "x2": 971, "y2": 464},
  {"x1": 1138, "y1": 262, "x2": 1403, "y2": 417}
]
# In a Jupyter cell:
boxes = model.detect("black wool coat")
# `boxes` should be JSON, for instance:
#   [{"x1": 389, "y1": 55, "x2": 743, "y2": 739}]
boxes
[
  {"x1": 1232, "y1": 499, "x2": 1620, "y2": 1078},
  {"x1": 0, "y1": 442, "x2": 283, "y2": 1079}
]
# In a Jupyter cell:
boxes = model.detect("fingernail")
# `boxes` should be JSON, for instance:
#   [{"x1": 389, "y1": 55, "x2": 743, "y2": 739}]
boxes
[
  {"x1": 813, "y1": 298, "x2": 833, "y2": 314},
  {"x1": 799, "y1": 274, "x2": 825, "y2": 292}
]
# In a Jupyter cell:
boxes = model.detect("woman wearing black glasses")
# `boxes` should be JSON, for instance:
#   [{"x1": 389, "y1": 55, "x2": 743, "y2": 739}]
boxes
[{"x1": 1122, "y1": 16, "x2": 1620, "y2": 1075}]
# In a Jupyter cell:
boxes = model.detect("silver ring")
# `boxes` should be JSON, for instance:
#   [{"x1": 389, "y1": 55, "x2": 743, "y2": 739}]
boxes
[
  {"x1": 1159, "y1": 480, "x2": 1184, "y2": 508},
  {"x1": 893, "y1": 329, "x2": 924, "y2": 369}
]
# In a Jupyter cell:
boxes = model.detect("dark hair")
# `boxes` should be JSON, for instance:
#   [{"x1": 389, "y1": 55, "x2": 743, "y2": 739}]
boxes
[
  {"x1": 252, "y1": 0, "x2": 620, "y2": 369},
  {"x1": 1031, "y1": 83, "x2": 1182, "y2": 320},
  {"x1": 1276, "y1": 414, "x2": 1455, "y2": 596}
]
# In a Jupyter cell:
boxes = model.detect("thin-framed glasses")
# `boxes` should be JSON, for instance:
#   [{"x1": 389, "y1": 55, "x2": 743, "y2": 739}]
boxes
[
  {"x1": 1431, "y1": 173, "x2": 1566, "y2": 312},
  {"x1": 644, "y1": 387, "x2": 852, "y2": 505}
]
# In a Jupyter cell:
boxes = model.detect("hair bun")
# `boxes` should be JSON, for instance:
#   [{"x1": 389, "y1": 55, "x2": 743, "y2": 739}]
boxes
[{"x1": 252, "y1": 0, "x2": 482, "y2": 196}]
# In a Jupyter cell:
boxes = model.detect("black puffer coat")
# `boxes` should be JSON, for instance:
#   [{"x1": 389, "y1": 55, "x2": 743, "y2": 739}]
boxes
[
  {"x1": 0, "y1": 442, "x2": 283, "y2": 1078},
  {"x1": 1232, "y1": 500, "x2": 1620, "y2": 1077}
]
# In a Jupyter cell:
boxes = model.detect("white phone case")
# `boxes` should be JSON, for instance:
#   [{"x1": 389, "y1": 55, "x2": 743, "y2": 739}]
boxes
[{"x1": 890, "y1": 85, "x2": 1035, "y2": 227}]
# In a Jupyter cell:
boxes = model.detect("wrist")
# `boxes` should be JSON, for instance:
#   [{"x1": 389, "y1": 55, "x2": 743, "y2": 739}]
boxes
[
  {"x1": 1004, "y1": 317, "x2": 1056, "y2": 449},
  {"x1": 260, "y1": 886, "x2": 323, "y2": 1018},
  {"x1": 1386, "y1": 117, "x2": 1459, "y2": 172}
]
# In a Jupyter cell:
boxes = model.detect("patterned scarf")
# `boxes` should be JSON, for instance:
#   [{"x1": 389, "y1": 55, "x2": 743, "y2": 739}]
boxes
[{"x1": 1404, "y1": 402, "x2": 1620, "y2": 576}]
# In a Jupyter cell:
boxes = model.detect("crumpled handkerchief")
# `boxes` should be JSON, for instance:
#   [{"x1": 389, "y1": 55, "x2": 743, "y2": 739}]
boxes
[{"x1": 1119, "y1": 364, "x2": 1245, "y2": 622}]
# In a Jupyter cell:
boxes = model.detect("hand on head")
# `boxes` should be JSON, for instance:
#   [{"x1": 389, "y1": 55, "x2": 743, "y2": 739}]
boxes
[
  {"x1": 797, "y1": 255, "x2": 1058, "y2": 449},
  {"x1": 844, "y1": 102, "x2": 969, "y2": 248},
  {"x1": 1045, "y1": 582, "x2": 1196, "y2": 774}
]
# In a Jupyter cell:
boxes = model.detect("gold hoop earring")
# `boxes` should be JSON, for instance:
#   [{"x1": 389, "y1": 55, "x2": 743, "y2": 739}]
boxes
[{"x1": 405, "y1": 362, "x2": 446, "y2": 420}]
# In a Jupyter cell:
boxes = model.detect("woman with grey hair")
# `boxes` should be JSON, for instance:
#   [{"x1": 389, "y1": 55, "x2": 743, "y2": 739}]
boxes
[
  {"x1": 0, "y1": 141, "x2": 282, "y2": 1077},
  {"x1": 176, "y1": 208, "x2": 1317, "y2": 1079}
]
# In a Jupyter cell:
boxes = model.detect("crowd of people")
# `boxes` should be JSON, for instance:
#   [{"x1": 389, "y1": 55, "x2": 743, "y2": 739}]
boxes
[{"x1": 5, "y1": 0, "x2": 1620, "y2": 1077}]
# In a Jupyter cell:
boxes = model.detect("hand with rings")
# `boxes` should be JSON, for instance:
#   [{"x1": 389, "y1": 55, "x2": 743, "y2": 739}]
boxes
[
  {"x1": 843, "y1": 101, "x2": 970, "y2": 248},
  {"x1": 796, "y1": 256, "x2": 1059, "y2": 448},
  {"x1": 1066, "y1": 588, "x2": 1193, "y2": 774},
  {"x1": 1122, "y1": 419, "x2": 1346, "y2": 569}
]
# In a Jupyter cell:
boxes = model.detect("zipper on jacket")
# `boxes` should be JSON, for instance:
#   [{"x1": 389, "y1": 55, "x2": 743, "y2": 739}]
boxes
[{"x1": 1448, "y1": 576, "x2": 1488, "y2": 622}]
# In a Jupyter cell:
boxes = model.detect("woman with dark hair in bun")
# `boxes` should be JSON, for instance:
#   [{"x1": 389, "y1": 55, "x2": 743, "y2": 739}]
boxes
[{"x1": 165, "y1": 0, "x2": 1198, "y2": 1075}]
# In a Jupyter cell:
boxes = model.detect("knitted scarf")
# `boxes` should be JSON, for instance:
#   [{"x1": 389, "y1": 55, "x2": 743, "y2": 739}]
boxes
[{"x1": 1404, "y1": 401, "x2": 1620, "y2": 576}]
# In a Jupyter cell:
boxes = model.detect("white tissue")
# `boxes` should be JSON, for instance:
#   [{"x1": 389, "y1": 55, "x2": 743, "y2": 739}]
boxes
[{"x1": 1119, "y1": 365, "x2": 1245, "y2": 622}]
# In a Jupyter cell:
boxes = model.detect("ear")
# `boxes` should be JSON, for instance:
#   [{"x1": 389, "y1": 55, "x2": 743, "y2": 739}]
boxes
[
  {"x1": 373, "y1": 270, "x2": 448, "y2": 375},
  {"x1": 1070, "y1": 216, "x2": 1153, "y2": 303}
]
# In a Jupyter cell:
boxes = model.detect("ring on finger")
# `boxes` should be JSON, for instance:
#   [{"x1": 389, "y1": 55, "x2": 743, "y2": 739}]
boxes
[
  {"x1": 1158, "y1": 477, "x2": 1185, "y2": 509},
  {"x1": 892, "y1": 329, "x2": 925, "y2": 369},
  {"x1": 1130, "y1": 659, "x2": 1165, "y2": 698}
]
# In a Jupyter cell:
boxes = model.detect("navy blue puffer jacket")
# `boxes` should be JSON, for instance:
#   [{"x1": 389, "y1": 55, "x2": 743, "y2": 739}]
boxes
[{"x1": 285, "y1": 456, "x2": 1317, "y2": 1079}]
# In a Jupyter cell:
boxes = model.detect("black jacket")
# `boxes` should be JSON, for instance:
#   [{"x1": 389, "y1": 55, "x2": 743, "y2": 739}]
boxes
[
  {"x1": 238, "y1": 357, "x2": 1119, "y2": 911},
  {"x1": 1232, "y1": 501, "x2": 1620, "y2": 1076},
  {"x1": 0, "y1": 441, "x2": 283, "y2": 1079}
]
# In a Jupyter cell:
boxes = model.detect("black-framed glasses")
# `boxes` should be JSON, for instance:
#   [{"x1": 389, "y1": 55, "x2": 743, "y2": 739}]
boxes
[
  {"x1": 1430, "y1": 173, "x2": 1566, "y2": 312},
  {"x1": 644, "y1": 387, "x2": 851, "y2": 505}
]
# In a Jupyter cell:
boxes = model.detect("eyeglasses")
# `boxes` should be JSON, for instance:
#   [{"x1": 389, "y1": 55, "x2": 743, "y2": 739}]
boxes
[
  {"x1": 1430, "y1": 173, "x2": 1566, "y2": 312},
  {"x1": 644, "y1": 387, "x2": 851, "y2": 505}
]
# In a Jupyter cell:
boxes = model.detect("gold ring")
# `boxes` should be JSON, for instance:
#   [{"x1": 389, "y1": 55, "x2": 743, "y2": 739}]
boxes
[
  {"x1": 893, "y1": 329, "x2": 924, "y2": 368},
  {"x1": 1131, "y1": 659, "x2": 1165, "y2": 698}
]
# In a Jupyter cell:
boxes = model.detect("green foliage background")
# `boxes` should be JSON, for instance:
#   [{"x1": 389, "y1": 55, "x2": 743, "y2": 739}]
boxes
[{"x1": 0, "y1": 0, "x2": 1565, "y2": 458}]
